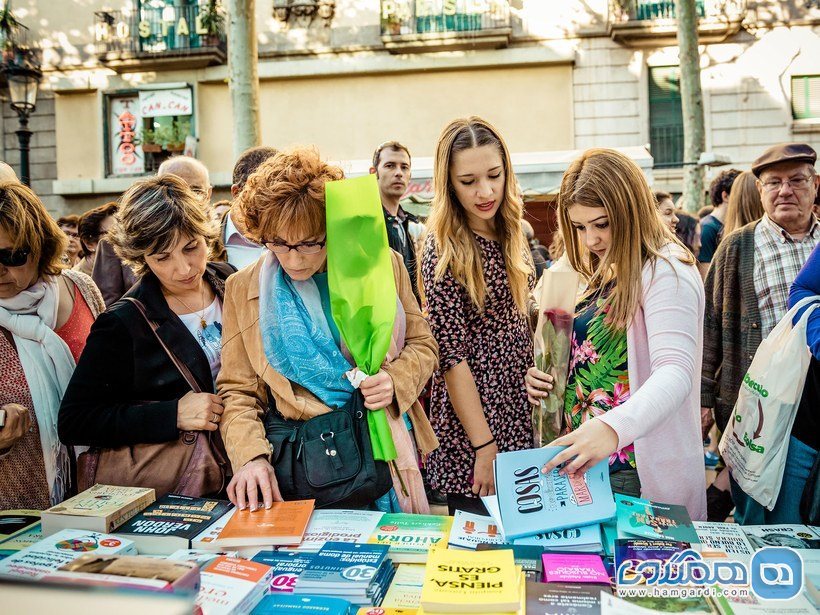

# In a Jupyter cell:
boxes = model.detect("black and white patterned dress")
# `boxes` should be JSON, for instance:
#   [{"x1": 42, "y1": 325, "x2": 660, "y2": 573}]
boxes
[{"x1": 421, "y1": 233, "x2": 535, "y2": 496}]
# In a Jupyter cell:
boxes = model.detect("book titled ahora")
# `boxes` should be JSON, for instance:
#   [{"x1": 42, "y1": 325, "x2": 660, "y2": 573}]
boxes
[{"x1": 420, "y1": 548, "x2": 519, "y2": 613}]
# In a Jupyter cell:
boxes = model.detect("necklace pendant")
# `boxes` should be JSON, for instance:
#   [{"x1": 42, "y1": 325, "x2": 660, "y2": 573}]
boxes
[{"x1": 200, "y1": 318, "x2": 207, "y2": 330}]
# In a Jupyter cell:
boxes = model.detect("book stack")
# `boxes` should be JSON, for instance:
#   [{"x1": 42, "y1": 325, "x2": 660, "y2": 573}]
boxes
[
  {"x1": 491, "y1": 447, "x2": 614, "y2": 545},
  {"x1": 40, "y1": 484, "x2": 156, "y2": 537},
  {"x1": 420, "y1": 548, "x2": 524, "y2": 614},
  {"x1": 115, "y1": 494, "x2": 233, "y2": 555},
  {"x1": 252, "y1": 550, "x2": 315, "y2": 594},
  {"x1": 196, "y1": 555, "x2": 273, "y2": 614},
  {"x1": 368, "y1": 513, "x2": 453, "y2": 563},
  {"x1": 294, "y1": 541, "x2": 395, "y2": 608},
  {"x1": 252, "y1": 593, "x2": 353, "y2": 615}
]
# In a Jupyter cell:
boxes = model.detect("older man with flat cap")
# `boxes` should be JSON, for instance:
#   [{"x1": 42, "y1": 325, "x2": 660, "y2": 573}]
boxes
[{"x1": 701, "y1": 143, "x2": 819, "y2": 524}]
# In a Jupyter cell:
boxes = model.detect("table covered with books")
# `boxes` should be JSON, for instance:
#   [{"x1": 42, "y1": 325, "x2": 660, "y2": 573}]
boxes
[{"x1": 0, "y1": 448, "x2": 818, "y2": 614}]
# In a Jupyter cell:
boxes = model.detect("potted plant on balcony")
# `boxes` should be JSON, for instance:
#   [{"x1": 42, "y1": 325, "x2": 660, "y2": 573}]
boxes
[
  {"x1": 383, "y1": 9, "x2": 402, "y2": 35},
  {"x1": 199, "y1": 0, "x2": 224, "y2": 47},
  {"x1": 165, "y1": 119, "x2": 190, "y2": 153},
  {"x1": 0, "y1": 2, "x2": 21, "y2": 64},
  {"x1": 140, "y1": 127, "x2": 162, "y2": 153}
]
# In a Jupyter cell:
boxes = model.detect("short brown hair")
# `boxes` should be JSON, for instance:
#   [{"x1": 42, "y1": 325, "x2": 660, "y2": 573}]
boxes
[
  {"x1": 709, "y1": 168, "x2": 741, "y2": 206},
  {"x1": 0, "y1": 181, "x2": 67, "y2": 277},
  {"x1": 238, "y1": 147, "x2": 344, "y2": 244},
  {"x1": 78, "y1": 201, "x2": 118, "y2": 254},
  {"x1": 372, "y1": 141, "x2": 411, "y2": 169},
  {"x1": 111, "y1": 175, "x2": 217, "y2": 277},
  {"x1": 57, "y1": 214, "x2": 80, "y2": 227},
  {"x1": 232, "y1": 145, "x2": 279, "y2": 191}
]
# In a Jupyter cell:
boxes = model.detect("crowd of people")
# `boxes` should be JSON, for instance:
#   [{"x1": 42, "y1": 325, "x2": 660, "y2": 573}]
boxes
[{"x1": 0, "y1": 116, "x2": 817, "y2": 528}]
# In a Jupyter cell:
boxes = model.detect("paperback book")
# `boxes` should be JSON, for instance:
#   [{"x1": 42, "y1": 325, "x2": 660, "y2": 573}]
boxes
[
  {"x1": 115, "y1": 494, "x2": 233, "y2": 555},
  {"x1": 252, "y1": 550, "x2": 315, "y2": 594},
  {"x1": 540, "y1": 554, "x2": 609, "y2": 584},
  {"x1": 294, "y1": 509, "x2": 383, "y2": 552},
  {"x1": 692, "y1": 522, "x2": 755, "y2": 562},
  {"x1": 382, "y1": 563, "x2": 426, "y2": 608},
  {"x1": 494, "y1": 447, "x2": 615, "y2": 539},
  {"x1": 0, "y1": 522, "x2": 41, "y2": 557},
  {"x1": 448, "y1": 511, "x2": 505, "y2": 550},
  {"x1": 420, "y1": 547, "x2": 520, "y2": 613},
  {"x1": 40, "y1": 484, "x2": 155, "y2": 537},
  {"x1": 0, "y1": 509, "x2": 40, "y2": 540},
  {"x1": 516, "y1": 525, "x2": 603, "y2": 553},
  {"x1": 42, "y1": 554, "x2": 200, "y2": 593},
  {"x1": 212, "y1": 499, "x2": 314, "y2": 548},
  {"x1": 613, "y1": 539, "x2": 689, "y2": 584},
  {"x1": 252, "y1": 594, "x2": 353, "y2": 615},
  {"x1": 740, "y1": 524, "x2": 820, "y2": 550},
  {"x1": 476, "y1": 544, "x2": 544, "y2": 582},
  {"x1": 526, "y1": 580, "x2": 612, "y2": 615},
  {"x1": 369, "y1": 514, "x2": 453, "y2": 563},
  {"x1": 615, "y1": 495, "x2": 699, "y2": 546},
  {"x1": 196, "y1": 555, "x2": 273, "y2": 615},
  {"x1": 0, "y1": 528, "x2": 136, "y2": 580},
  {"x1": 191, "y1": 508, "x2": 237, "y2": 550}
]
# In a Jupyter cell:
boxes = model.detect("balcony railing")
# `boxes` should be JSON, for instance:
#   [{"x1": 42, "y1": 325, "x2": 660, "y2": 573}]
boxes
[
  {"x1": 609, "y1": 0, "x2": 746, "y2": 45},
  {"x1": 380, "y1": 1, "x2": 511, "y2": 52},
  {"x1": 650, "y1": 124, "x2": 684, "y2": 168},
  {"x1": 94, "y1": 5, "x2": 226, "y2": 71}
]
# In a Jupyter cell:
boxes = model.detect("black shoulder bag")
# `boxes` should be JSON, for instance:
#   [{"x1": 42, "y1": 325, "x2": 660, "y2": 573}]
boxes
[{"x1": 263, "y1": 390, "x2": 392, "y2": 509}]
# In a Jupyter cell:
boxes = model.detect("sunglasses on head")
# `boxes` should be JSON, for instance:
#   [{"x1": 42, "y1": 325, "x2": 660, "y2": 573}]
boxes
[{"x1": 0, "y1": 248, "x2": 30, "y2": 268}]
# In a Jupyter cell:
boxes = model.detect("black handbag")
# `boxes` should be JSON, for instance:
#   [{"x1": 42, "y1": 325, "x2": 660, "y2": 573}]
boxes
[
  {"x1": 263, "y1": 389, "x2": 392, "y2": 509},
  {"x1": 801, "y1": 455, "x2": 820, "y2": 526}
]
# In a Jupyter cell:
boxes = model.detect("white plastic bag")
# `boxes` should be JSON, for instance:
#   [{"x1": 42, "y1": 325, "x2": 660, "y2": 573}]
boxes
[{"x1": 719, "y1": 296, "x2": 820, "y2": 510}]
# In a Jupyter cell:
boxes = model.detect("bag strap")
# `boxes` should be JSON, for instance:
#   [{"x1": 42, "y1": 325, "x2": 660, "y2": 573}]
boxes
[{"x1": 121, "y1": 297, "x2": 202, "y2": 394}]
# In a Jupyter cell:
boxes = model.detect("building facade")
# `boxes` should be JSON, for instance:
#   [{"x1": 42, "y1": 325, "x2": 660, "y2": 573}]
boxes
[{"x1": 5, "y1": 0, "x2": 820, "y2": 224}]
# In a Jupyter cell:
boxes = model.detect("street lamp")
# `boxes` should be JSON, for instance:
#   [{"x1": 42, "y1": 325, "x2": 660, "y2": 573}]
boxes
[{"x1": 6, "y1": 63, "x2": 41, "y2": 186}]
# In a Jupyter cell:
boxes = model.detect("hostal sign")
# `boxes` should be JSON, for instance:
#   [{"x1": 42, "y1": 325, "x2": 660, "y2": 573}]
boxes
[{"x1": 96, "y1": 14, "x2": 213, "y2": 42}]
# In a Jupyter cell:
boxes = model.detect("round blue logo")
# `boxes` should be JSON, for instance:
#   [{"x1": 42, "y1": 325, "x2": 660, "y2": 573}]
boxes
[{"x1": 750, "y1": 547, "x2": 803, "y2": 601}]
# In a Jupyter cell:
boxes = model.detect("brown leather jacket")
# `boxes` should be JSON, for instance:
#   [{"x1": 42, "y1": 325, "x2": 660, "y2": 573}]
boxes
[{"x1": 216, "y1": 251, "x2": 439, "y2": 473}]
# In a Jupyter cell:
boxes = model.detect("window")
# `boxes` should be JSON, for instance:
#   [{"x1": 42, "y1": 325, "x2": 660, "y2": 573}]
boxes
[
  {"x1": 105, "y1": 86, "x2": 195, "y2": 177},
  {"x1": 792, "y1": 75, "x2": 820, "y2": 120},
  {"x1": 648, "y1": 65, "x2": 684, "y2": 168}
]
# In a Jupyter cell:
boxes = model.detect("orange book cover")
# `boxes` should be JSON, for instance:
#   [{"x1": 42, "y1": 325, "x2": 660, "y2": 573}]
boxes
[{"x1": 214, "y1": 500, "x2": 315, "y2": 548}]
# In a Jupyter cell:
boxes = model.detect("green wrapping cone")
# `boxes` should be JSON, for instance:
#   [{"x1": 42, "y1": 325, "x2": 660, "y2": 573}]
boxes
[{"x1": 325, "y1": 174, "x2": 398, "y2": 462}]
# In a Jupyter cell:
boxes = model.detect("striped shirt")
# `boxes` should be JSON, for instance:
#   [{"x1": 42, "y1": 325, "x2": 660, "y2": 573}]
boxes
[{"x1": 753, "y1": 214, "x2": 819, "y2": 337}]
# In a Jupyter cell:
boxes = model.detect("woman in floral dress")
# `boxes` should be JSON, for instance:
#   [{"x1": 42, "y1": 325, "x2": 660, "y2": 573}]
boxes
[
  {"x1": 421, "y1": 117, "x2": 535, "y2": 515},
  {"x1": 526, "y1": 149, "x2": 706, "y2": 520}
]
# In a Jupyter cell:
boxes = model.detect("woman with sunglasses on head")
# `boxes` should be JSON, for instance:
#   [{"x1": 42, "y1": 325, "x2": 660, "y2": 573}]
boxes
[
  {"x1": 59, "y1": 175, "x2": 235, "y2": 497},
  {"x1": 0, "y1": 181, "x2": 105, "y2": 509},
  {"x1": 420, "y1": 117, "x2": 536, "y2": 516},
  {"x1": 217, "y1": 147, "x2": 438, "y2": 512},
  {"x1": 526, "y1": 149, "x2": 707, "y2": 520}
]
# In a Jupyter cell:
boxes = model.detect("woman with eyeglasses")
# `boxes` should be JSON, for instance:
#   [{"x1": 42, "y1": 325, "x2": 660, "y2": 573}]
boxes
[
  {"x1": 0, "y1": 181, "x2": 105, "y2": 509},
  {"x1": 217, "y1": 147, "x2": 439, "y2": 512},
  {"x1": 59, "y1": 175, "x2": 235, "y2": 497},
  {"x1": 74, "y1": 202, "x2": 118, "y2": 276}
]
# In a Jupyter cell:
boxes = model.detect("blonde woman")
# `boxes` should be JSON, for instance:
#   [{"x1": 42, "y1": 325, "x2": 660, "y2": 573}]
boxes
[
  {"x1": 420, "y1": 117, "x2": 535, "y2": 516},
  {"x1": 526, "y1": 149, "x2": 707, "y2": 520},
  {"x1": 723, "y1": 171, "x2": 764, "y2": 237}
]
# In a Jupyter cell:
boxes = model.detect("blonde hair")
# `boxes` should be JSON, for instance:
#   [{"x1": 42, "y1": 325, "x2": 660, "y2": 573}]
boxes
[
  {"x1": 423, "y1": 116, "x2": 532, "y2": 314},
  {"x1": 723, "y1": 171, "x2": 764, "y2": 237},
  {"x1": 558, "y1": 149, "x2": 693, "y2": 330},
  {"x1": 111, "y1": 175, "x2": 217, "y2": 277},
  {"x1": 0, "y1": 181, "x2": 67, "y2": 277},
  {"x1": 238, "y1": 147, "x2": 343, "y2": 243}
]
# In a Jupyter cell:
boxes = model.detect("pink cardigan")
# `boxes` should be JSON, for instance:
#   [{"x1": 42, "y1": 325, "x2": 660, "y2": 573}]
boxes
[{"x1": 597, "y1": 244, "x2": 708, "y2": 520}]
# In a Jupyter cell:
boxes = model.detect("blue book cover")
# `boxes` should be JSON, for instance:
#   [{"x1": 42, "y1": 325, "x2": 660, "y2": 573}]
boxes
[
  {"x1": 494, "y1": 447, "x2": 615, "y2": 540},
  {"x1": 251, "y1": 593, "x2": 352, "y2": 615},
  {"x1": 297, "y1": 542, "x2": 390, "y2": 589},
  {"x1": 253, "y1": 551, "x2": 315, "y2": 594},
  {"x1": 615, "y1": 495, "x2": 699, "y2": 545},
  {"x1": 514, "y1": 523, "x2": 603, "y2": 552}
]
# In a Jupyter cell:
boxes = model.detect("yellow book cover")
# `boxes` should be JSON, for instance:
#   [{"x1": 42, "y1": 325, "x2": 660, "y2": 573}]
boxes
[
  {"x1": 420, "y1": 549, "x2": 519, "y2": 613},
  {"x1": 419, "y1": 570, "x2": 524, "y2": 615},
  {"x1": 0, "y1": 509, "x2": 40, "y2": 540},
  {"x1": 41, "y1": 485, "x2": 156, "y2": 536}
]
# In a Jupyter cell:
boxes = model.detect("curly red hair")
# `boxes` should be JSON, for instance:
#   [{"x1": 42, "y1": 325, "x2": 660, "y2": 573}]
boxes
[{"x1": 237, "y1": 147, "x2": 344, "y2": 243}]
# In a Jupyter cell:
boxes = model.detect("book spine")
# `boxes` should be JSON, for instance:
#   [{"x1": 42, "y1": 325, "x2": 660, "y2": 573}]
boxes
[{"x1": 107, "y1": 493, "x2": 155, "y2": 533}]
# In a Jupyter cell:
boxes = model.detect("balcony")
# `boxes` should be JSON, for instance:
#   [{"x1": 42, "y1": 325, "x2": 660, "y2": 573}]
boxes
[
  {"x1": 94, "y1": 4, "x2": 226, "y2": 73},
  {"x1": 0, "y1": 21, "x2": 41, "y2": 95},
  {"x1": 380, "y1": 0, "x2": 512, "y2": 54},
  {"x1": 609, "y1": 0, "x2": 746, "y2": 47}
]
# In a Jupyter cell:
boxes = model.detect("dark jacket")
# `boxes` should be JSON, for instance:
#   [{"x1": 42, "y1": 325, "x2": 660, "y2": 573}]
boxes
[
  {"x1": 91, "y1": 239, "x2": 139, "y2": 308},
  {"x1": 58, "y1": 262, "x2": 236, "y2": 448},
  {"x1": 383, "y1": 206, "x2": 420, "y2": 299},
  {"x1": 701, "y1": 221, "x2": 762, "y2": 432}
]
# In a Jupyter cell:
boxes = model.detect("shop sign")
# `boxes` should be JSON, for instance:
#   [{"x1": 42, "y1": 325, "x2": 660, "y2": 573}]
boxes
[
  {"x1": 412, "y1": 0, "x2": 507, "y2": 17},
  {"x1": 110, "y1": 96, "x2": 144, "y2": 176},
  {"x1": 138, "y1": 88, "x2": 193, "y2": 118},
  {"x1": 95, "y1": 14, "x2": 210, "y2": 42}
]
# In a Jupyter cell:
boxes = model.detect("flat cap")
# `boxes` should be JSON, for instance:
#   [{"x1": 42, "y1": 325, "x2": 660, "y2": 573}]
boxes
[{"x1": 752, "y1": 143, "x2": 816, "y2": 177}]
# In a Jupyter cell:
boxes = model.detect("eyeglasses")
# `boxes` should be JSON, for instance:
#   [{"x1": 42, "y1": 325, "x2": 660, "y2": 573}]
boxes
[
  {"x1": 0, "y1": 248, "x2": 30, "y2": 267},
  {"x1": 263, "y1": 238, "x2": 326, "y2": 255},
  {"x1": 761, "y1": 176, "x2": 814, "y2": 192}
]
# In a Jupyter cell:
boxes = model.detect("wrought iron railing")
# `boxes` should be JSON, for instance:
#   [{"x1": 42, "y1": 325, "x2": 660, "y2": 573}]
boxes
[
  {"x1": 94, "y1": 5, "x2": 226, "y2": 57},
  {"x1": 611, "y1": 0, "x2": 745, "y2": 22},
  {"x1": 0, "y1": 21, "x2": 40, "y2": 72},
  {"x1": 380, "y1": 0, "x2": 511, "y2": 36},
  {"x1": 650, "y1": 124, "x2": 685, "y2": 168}
]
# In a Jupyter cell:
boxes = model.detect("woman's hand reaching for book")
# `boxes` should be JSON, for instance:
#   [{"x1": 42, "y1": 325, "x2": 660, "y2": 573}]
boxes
[
  {"x1": 525, "y1": 367, "x2": 554, "y2": 405},
  {"x1": 227, "y1": 456, "x2": 283, "y2": 511},
  {"x1": 541, "y1": 418, "x2": 618, "y2": 478}
]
